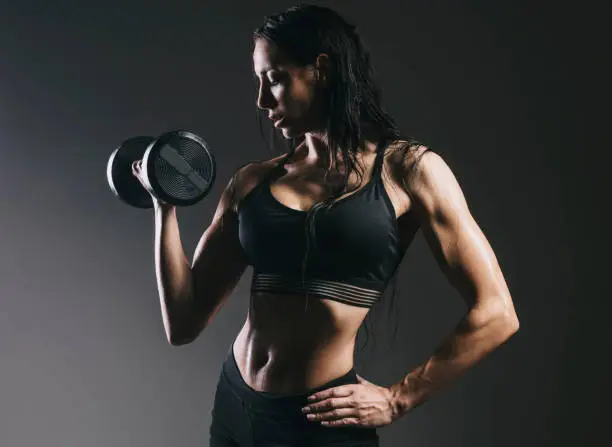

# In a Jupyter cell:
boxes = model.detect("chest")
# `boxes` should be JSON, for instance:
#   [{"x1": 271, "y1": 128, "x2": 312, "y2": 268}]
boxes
[
  {"x1": 238, "y1": 179, "x2": 400, "y2": 276},
  {"x1": 267, "y1": 161, "x2": 376, "y2": 213}
]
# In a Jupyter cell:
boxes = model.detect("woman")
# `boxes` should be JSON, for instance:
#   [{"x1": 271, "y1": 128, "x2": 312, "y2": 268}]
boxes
[{"x1": 133, "y1": 4, "x2": 519, "y2": 446}]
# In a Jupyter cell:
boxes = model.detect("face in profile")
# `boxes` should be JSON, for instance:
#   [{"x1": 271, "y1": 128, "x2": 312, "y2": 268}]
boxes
[{"x1": 253, "y1": 38, "x2": 327, "y2": 139}]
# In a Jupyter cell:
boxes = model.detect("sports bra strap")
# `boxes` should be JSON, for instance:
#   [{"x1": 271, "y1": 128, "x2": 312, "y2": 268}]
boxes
[
  {"x1": 265, "y1": 151, "x2": 293, "y2": 183},
  {"x1": 372, "y1": 137, "x2": 390, "y2": 178}
]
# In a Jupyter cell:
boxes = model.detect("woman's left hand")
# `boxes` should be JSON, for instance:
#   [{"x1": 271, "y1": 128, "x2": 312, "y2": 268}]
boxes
[{"x1": 301, "y1": 374, "x2": 403, "y2": 428}]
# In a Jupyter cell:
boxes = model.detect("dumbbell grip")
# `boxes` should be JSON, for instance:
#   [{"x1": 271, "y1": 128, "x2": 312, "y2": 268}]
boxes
[{"x1": 159, "y1": 144, "x2": 210, "y2": 192}]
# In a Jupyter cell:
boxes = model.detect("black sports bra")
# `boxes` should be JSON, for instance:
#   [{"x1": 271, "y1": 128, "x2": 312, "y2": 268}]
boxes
[{"x1": 237, "y1": 139, "x2": 406, "y2": 308}]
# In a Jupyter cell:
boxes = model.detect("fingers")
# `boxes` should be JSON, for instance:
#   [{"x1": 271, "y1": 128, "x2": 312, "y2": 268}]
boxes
[
  {"x1": 131, "y1": 159, "x2": 142, "y2": 175},
  {"x1": 319, "y1": 417, "x2": 361, "y2": 427},
  {"x1": 303, "y1": 396, "x2": 354, "y2": 413},
  {"x1": 302, "y1": 396, "x2": 356, "y2": 424},
  {"x1": 305, "y1": 406, "x2": 358, "y2": 423},
  {"x1": 131, "y1": 160, "x2": 146, "y2": 185},
  {"x1": 307, "y1": 385, "x2": 355, "y2": 403},
  {"x1": 130, "y1": 159, "x2": 169, "y2": 207},
  {"x1": 303, "y1": 386, "x2": 356, "y2": 420}
]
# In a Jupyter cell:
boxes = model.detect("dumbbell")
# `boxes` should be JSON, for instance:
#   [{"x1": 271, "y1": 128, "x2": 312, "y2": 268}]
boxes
[{"x1": 106, "y1": 130, "x2": 216, "y2": 208}]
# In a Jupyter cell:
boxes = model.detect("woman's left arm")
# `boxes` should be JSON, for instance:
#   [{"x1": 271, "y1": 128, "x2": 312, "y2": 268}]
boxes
[{"x1": 389, "y1": 148, "x2": 520, "y2": 417}]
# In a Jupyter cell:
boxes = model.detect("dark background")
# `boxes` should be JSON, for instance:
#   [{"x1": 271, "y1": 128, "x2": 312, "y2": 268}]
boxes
[{"x1": 0, "y1": 0, "x2": 609, "y2": 446}]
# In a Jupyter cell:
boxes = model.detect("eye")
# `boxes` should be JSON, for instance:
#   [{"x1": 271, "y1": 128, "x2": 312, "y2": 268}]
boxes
[
  {"x1": 267, "y1": 71, "x2": 284, "y2": 86},
  {"x1": 253, "y1": 71, "x2": 284, "y2": 89},
  {"x1": 267, "y1": 76, "x2": 281, "y2": 86}
]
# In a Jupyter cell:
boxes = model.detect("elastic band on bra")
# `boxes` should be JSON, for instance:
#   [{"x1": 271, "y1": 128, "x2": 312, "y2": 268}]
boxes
[{"x1": 251, "y1": 273, "x2": 382, "y2": 308}]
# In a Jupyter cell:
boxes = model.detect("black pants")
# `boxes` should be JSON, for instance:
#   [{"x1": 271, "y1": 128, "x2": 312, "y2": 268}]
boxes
[{"x1": 209, "y1": 344, "x2": 380, "y2": 446}]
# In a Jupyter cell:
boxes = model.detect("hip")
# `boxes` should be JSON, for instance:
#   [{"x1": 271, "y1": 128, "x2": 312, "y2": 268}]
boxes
[{"x1": 209, "y1": 343, "x2": 379, "y2": 446}]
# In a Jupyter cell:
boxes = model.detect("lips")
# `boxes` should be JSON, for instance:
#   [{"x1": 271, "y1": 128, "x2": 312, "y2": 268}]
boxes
[{"x1": 273, "y1": 117, "x2": 286, "y2": 128}]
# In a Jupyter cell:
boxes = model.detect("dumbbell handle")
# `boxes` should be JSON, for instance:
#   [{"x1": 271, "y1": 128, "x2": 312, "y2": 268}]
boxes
[{"x1": 158, "y1": 144, "x2": 210, "y2": 192}]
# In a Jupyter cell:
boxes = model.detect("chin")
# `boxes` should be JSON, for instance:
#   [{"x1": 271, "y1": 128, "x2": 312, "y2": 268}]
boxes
[{"x1": 279, "y1": 126, "x2": 304, "y2": 139}]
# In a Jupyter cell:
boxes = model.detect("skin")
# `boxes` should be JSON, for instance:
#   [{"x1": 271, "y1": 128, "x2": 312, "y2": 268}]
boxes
[{"x1": 135, "y1": 37, "x2": 519, "y2": 428}]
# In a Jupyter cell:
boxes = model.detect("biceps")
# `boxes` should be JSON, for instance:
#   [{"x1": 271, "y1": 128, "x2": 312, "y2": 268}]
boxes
[{"x1": 190, "y1": 212, "x2": 248, "y2": 318}]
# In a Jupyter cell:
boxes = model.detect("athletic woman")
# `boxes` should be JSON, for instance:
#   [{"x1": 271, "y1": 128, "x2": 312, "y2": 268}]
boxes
[{"x1": 133, "y1": 5, "x2": 519, "y2": 446}]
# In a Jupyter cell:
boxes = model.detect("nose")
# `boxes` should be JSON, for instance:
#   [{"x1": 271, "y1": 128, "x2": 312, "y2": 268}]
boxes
[{"x1": 256, "y1": 83, "x2": 276, "y2": 111}]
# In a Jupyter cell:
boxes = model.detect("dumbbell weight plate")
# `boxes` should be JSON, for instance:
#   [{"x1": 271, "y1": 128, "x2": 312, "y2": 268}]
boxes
[
  {"x1": 141, "y1": 130, "x2": 216, "y2": 207},
  {"x1": 106, "y1": 136, "x2": 156, "y2": 209}
]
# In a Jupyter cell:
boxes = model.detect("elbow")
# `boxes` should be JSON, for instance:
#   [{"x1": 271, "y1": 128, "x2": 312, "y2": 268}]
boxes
[
  {"x1": 165, "y1": 297, "x2": 201, "y2": 347},
  {"x1": 165, "y1": 294, "x2": 212, "y2": 346},
  {"x1": 167, "y1": 317, "x2": 208, "y2": 346},
  {"x1": 496, "y1": 303, "x2": 520, "y2": 339},
  {"x1": 502, "y1": 314, "x2": 520, "y2": 339},
  {"x1": 500, "y1": 298, "x2": 520, "y2": 334},
  {"x1": 168, "y1": 332, "x2": 195, "y2": 346},
  {"x1": 470, "y1": 295, "x2": 520, "y2": 338},
  {"x1": 166, "y1": 321, "x2": 199, "y2": 347},
  {"x1": 508, "y1": 313, "x2": 520, "y2": 335}
]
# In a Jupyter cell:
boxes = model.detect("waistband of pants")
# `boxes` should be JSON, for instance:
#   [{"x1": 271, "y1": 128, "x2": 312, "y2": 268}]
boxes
[{"x1": 222, "y1": 343, "x2": 358, "y2": 410}]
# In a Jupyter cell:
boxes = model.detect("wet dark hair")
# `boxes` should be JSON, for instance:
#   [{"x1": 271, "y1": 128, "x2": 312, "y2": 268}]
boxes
[{"x1": 250, "y1": 4, "x2": 429, "y2": 352}]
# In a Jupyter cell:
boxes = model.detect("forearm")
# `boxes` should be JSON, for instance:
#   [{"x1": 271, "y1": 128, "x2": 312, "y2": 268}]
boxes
[
  {"x1": 389, "y1": 300, "x2": 519, "y2": 416},
  {"x1": 154, "y1": 204, "x2": 195, "y2": 342}
]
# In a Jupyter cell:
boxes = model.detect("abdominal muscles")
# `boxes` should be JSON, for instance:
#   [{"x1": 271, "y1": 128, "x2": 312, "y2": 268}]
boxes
[{"x1": 232, "y1": 291, "x2": 371, "y2": 393}]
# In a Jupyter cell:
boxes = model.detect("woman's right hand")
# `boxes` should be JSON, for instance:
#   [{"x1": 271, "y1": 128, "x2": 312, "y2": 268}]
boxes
[{"x1": 131, "y1": 159, "x2": 171, "y2": 209}]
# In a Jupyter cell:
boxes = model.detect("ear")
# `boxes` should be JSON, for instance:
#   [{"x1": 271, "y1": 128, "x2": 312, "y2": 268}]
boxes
[{"x1": 314, "y1": 53, "x2": 330, "y2": 86}]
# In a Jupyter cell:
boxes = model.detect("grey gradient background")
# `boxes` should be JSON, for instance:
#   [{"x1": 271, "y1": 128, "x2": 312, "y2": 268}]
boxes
[{"x1": 1, "y1": 0, "x2": 609, "y2": 446}]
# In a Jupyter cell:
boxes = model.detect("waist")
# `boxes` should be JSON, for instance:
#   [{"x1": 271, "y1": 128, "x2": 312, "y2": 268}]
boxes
[
  {"x1": 251, "y1": 271, "x2": 384, "y2": 308},
  {"x1": 232, "y1": 326, "x2": 357, "y2": 395}
]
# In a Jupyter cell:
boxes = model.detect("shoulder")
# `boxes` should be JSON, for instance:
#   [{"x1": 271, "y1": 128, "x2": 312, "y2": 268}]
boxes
[
  {"x1": 393, "y1": 147, "x2": 468, "y2": 223},
  {"x1": 232, "y1": 152, "x2": 287, "y2": 186},
  {"x1": 382, "y1": 138, "x2": 433, "y2": 184},
  {"x1": 383, "y1": 139, "x2": 465, "y2": 212},
  {"x1": 226, "y1": 152, "x2": 289, "y2": 211},
  {"x1": 383, "y1": 138, "x2": 432, "y2": 170}
]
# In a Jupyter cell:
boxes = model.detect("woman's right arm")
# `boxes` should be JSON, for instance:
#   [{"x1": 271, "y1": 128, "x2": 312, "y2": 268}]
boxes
[{"x1": 153, "y1": 168, "x2": 250, "y2": 346}]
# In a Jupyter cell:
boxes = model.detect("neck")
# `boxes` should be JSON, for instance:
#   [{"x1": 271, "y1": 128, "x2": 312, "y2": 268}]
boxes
[
  {"x1": 302, "y1": 133, "x2": 333, "y2": 167},
  {"x1": 300, "y1": 132, "x2": 379, "y2": 170}
]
